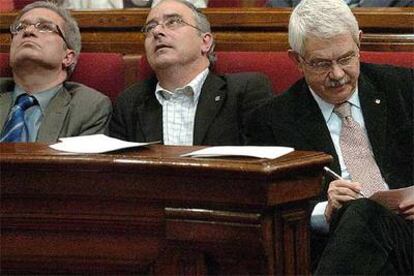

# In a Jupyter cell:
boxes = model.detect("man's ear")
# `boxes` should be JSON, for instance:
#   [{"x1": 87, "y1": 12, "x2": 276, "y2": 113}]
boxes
[
  {"x1": 288, "y1": 49, "x2": 304, "y2": 73},
  {"x1": 201, "y1": 32, "x2": 213, "y2": 55},
  {"x1": 62, "y1": 49, "x2": 76, "y2": 69},
  {"x1": 358, "y1": 30, "x2": 363, "y2": 48}
]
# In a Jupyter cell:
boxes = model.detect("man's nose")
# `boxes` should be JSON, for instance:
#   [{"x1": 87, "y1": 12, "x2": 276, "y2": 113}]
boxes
[
  {"x1": 151, "y1": 24, "x2": 165, "y2": 38},
  {"x1": 22, "y1": 24, "x2": 37, "y2": 35},
  {"x1": 329, "y1": 63, "x2": 346, "y2": 79}
]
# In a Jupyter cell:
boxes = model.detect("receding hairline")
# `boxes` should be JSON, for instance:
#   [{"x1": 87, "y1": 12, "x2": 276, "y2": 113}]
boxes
[
  {"x1": 147, "y1": 0, "x2": 200, "y2": 24},
  {"x1": 17, "y1": 7, "x2": 66, "y2": 27}
]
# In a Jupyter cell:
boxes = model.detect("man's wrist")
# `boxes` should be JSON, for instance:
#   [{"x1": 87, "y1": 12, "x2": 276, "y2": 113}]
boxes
[{"x1": 324, "y1": 203, "x2": 332, "y2": 223}]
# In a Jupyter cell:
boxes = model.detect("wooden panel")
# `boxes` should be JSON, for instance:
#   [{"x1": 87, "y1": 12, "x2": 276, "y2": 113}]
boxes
[
  {"x1": 1, "y1": 143, "x2": 332, "y2": 274},
  {"x1": 0, "y1": 7, "x2": 413, "y2": 53}
]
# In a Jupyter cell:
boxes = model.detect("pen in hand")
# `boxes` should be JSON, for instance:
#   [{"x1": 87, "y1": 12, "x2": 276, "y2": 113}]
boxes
[{"x1": 323, "y1": 166, "x2": 365, "y2": 198}]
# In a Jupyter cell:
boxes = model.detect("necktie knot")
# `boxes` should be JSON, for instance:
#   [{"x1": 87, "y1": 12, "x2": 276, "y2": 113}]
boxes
[
  {"x1": 334, "y1": 102, "x2": 352, "y2": 119},
  {"x1": 0, "y1": 94, "x2": 37, "y2": 142},
  {"x1": 16, "y1": 94, "x2": 37, "y2": 111}
]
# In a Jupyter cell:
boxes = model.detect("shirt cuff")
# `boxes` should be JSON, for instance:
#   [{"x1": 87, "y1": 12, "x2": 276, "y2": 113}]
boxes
[{"x1": 310, "y1": 201, "x2": 330, "y2": 234}]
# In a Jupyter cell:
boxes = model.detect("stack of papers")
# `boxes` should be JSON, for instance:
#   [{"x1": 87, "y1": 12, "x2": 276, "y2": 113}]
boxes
[
  {"x1": 181, "y1": 146, "x2": 294, "y2": 159},
  {"x1": 50, "y1": 134, "x2": 159, "y2": 153}
]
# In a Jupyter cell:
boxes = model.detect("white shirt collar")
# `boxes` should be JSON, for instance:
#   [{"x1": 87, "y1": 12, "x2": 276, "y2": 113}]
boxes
[
  {"x1": 155, "y1": 68, "x2": 209, "y2": 105},
  {"x1": 13, "y1": 84, "x2": 62, "y2": 114}
]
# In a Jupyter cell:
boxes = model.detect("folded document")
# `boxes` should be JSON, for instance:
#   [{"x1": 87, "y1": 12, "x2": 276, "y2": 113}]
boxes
[
  {"x1": 181, "y1": 146, "x2": 294, "y2": 159},
  {"x1": 50, "y1": 134, "x2": 159, "y2": 153}
]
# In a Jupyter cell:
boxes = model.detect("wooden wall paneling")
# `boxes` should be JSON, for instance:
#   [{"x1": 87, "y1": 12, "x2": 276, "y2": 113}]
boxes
[
  {"x1": 0, "y1": 8, "x2": 413, "y2": 54},
  {"x1": 361, "y1": 34, "x2": 414, "y2": 52}
]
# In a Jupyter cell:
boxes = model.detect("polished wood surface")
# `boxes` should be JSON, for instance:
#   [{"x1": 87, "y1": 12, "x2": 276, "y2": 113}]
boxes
[
  {"x1": 0, "y1": 143, "x2": 332, "y2": 274},
  {"x1": 0, "y1": 8, "x2": 413, "y2": 53}
]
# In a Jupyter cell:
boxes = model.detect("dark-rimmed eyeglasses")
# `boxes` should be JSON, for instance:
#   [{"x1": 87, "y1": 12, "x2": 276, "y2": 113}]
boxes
[
  {"x1": 141, "y1": 16, "x2": 203, "y2": 37},
  {"x1": 298, "y1": 51, "x2": 360, "y2": 72},
  {"x1": 10, "y1": 21, "x2": 68, "y2": 46}
]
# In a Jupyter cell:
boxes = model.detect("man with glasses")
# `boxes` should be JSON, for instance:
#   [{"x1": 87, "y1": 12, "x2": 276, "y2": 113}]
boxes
[
  {"x1": 110, "y1": 0, "x2": 272, "y2": 145},
  {"x1": 0, "y1": 1, "x2": 111, "y2": 143},
  {"x1": 247, "y1": 0, "x2": 413, "y2": 274}
]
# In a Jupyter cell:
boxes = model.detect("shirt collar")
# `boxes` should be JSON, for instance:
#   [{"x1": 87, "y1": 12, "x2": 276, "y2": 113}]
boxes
[
  {"x1": 309, "y1": 86, "x2": 361, "y2": 123},
  {"x1": 13, "y1": 84, "x2": 62, "y2": 113},
  {"x1": 155, "y1": 68, "x2": 209, "y2": 104}
]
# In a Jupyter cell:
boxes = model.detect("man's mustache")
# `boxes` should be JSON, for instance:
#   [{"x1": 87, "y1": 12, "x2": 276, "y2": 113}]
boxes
[{"x1": 326, "y1": 77, "x2": 348, "y2": 88}]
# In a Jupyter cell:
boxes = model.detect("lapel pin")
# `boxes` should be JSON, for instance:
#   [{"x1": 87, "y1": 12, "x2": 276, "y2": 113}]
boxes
[
  {"x1": 214, "y1": 96, "x2": 221, "y2": 102},
  {"x1": 375, "y1": 99, "x2": 381, "y2": 104}
]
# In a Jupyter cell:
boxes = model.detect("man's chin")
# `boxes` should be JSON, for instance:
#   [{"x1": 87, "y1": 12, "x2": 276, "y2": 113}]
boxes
[
  {"x1": 12, "y1": 48, "x2": 42, "y2": 60},
  {"x1": 10, "y1": 54, "x2": 55, "y2": 72},
  {"x1": 329, "y1": 91, "x2": 354, "y2": 105},
  {"x1": 329, "y1": 83, "x2": 353, "y2": 94},
  {"x1": 11, "y1": 53, "x2": 41, "y2": 65},
  {"x1": 151, "y1": 57, "x2": 177, "y2": 70}
]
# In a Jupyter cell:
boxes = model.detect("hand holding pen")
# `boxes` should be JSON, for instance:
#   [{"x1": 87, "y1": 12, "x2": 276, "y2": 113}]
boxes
[{"x1": 323, "y1": 167, "x2": 365, "y2": 198}]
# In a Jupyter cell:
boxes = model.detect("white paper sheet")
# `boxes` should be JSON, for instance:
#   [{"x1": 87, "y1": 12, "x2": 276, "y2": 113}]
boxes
[
  {"x1": 50, "y1": 134, "x2": 159, "y2": 153},
  {"x1": 181, "y1": 146, "x2": 294, "y2": 159}
]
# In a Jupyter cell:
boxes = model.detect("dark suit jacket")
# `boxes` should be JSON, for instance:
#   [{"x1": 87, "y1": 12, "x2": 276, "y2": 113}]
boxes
[
  {"x1": 246, "y1": 63, "x2": 413, "y2": 200},
  {"x1": 110, "y1": 72, "x2": 273, "y2": 145},
  {"x1": 0, "y1": 78, "x2": 112, "y2": 143}
]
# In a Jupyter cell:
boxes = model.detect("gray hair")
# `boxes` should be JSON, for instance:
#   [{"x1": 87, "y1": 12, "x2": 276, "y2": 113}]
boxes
[
  {"x1": 288, "y1": 0, "x2": 360, "y2": 55},
  {"x1": 154, "y1": 0, "x2": 216, "y2": 64},
  {"x1": 15, "y1": 0, "x2": 81, "y2": 75}
]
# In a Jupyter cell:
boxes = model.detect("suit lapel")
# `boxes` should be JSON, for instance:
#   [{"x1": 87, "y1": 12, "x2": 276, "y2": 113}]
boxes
[
  {"x1": 37, "y1": 87, "x2": 71, "y2": 142},
  {"x1": 0, "y1": 92, "x2": 13, "y2": 131},
  {"x1": 193, "y1": 73, "x2": 226, "y2": 145},
  {"x1": 0, "y1": 79, "x2": 16, "y2": 131},
  {"x1": 294, "y1": 84, "x2": 341, "y2": 171},
  {"x1": 358, "y1": 72, "x2": 386, "y2": 165},
  {"x1": 135, "y1": 80, "x2": 162, "y2": 142}
]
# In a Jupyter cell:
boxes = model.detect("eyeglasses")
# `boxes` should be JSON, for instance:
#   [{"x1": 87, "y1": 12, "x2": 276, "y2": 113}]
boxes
[
  {"x1": 10, "y1": 21, "x2": 68, "y2": 46},
  {"x1": 141, "y1": 16, "x2": 203, "y2": 36},
  {"x1": 299, "y1": 51, "x2": 360, "y2": 72}
]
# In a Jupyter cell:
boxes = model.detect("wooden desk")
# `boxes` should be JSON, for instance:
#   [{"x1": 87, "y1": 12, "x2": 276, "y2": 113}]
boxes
[{"x1": 0, "y1": 143, "x2": 332, "y2": 275}]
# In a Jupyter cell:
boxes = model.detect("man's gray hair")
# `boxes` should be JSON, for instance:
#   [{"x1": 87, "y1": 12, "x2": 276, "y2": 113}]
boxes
[
  {"x1": 288, "y1": 0, "x2": 360, "y2": 55},
  {"x1": 15, "y1": 0, "x2": 81, "y2": 75},
  {"x1": 154, "y1": 0, "x2": 216, "y2": 64}
]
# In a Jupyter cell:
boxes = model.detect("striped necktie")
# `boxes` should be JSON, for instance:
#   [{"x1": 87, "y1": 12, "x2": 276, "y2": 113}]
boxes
[
  {"x1": 334, "y1": 102, "x2": 387, "y2": 197},
  {"x1": 0, "y1": 94, "x2": 37, "y2": 142}
]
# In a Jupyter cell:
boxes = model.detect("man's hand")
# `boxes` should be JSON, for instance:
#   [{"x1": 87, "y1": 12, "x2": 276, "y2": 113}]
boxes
[
  {"x1": 325, "y1": 180, "x2": 363, "y2": 223},
  {"x1": 399, "y1": 197, "x2": 414, "y2": 220}
]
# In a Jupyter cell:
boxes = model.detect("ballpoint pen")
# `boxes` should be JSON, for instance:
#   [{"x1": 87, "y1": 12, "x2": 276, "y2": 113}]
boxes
[{"x1": 323, "y1": 166, "x2": 365, "y2": 197}]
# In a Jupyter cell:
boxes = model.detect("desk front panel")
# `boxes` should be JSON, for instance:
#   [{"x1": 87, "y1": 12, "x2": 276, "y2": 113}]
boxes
[{"x1": 0, "y1": 143, "x2": 332, "y2": 274}]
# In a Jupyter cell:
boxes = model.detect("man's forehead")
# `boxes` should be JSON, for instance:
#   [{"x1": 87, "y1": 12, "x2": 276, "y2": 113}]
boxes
[
  {"x1": 20, "y1": 8, "x2": 63, "y2": 24},
  {"x1": 304, "y1": 34, "x2": 356, "y2": 57},
  {"x1": 147, "y1": 1, "x2": 192, "y2": 22},
  {"x1": 147, "y1": 12, "x2": 181, "y2": 22}
]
